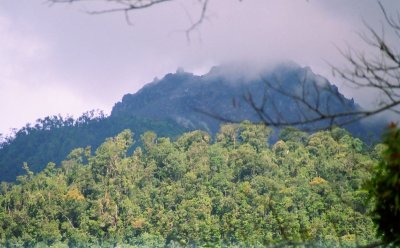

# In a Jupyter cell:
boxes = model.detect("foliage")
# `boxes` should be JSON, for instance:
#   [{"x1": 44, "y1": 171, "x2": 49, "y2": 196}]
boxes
[
  {"x1": 0, "y1": 111, "x2": 186, "y2": 182},
  {"x1": 367, "y1": 123, "x2": 400, "y2": 245},
  {"x1": 0, "y1": 123, "x2": 379, "y2": 247}
]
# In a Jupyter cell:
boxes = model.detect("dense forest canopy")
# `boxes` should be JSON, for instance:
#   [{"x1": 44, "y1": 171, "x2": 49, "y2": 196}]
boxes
[{"x1": 0, "y1": 122, "x2": 381, "y2": 247}]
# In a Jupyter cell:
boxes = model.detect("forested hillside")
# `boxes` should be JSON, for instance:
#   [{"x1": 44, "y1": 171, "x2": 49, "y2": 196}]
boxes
[
  {"x1": 0, "y1": 63, "x2": 383, "y2": 182},
  {"x1": 0, "y1": 123, "x2": 380, "y2": 247},
  {"x1": 0, "y1": 112, "x2": 186, "y2": 182}
]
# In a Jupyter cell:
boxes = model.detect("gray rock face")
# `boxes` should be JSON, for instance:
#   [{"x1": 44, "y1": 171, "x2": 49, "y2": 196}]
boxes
[{"x1": 111, "y1": 63, "x2": 372, "y2": 137}]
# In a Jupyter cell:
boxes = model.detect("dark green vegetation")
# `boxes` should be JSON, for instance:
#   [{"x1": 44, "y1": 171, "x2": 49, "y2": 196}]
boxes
[
  {"x1": 0, "y1": 112, "x2": 186, "y2": 182},
  {"x1": 0, "y1": 123, "x2": 380, "y2": 247},
  {"x1": 367, "y1": 123, "x2": 400, "y2": 245},
  {"x1": 0, "y1": 63, "x2": 383, "y2": 182}
]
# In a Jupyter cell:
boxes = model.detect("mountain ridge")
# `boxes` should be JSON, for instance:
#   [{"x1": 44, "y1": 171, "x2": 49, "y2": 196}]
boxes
[{"x1": 111, "y1": 62, "x2": 364, "y2": 134}]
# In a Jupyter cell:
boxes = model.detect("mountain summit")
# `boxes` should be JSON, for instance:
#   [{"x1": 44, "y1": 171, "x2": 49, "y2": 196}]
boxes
[{"x1": 111, "y1": 62, "x2": 361, "y2": 134}]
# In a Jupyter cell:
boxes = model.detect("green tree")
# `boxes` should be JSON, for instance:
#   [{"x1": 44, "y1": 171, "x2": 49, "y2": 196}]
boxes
[
  {"x1": 0, "y1": 124, "x2": 380, "y2": 247},
  {"x1": 367, "y1": 124, "x2": 400, "y2": 245}
]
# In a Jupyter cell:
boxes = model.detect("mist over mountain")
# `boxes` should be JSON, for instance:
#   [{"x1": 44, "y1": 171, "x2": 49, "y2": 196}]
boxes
[
  {"x1": 0, "y1": 62, "x2": 383, "y2": 182},
  {"x1": 112, "y1": 62, "x2": 378, "y2": 137}
]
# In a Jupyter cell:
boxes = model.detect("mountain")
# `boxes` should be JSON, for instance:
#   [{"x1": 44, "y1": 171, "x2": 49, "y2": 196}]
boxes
[
  {"x1": 112, "y1": 62, "x2": 380, "y2": 137},
  {"x1": 0, "y1": 62, "x2": 383, "y2": 182}
]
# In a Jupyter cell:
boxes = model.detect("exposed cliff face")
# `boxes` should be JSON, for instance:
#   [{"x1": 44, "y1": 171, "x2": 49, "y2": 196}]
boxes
[{"x1": 111, "y1": 62, "x2": 367, "y2": 136}]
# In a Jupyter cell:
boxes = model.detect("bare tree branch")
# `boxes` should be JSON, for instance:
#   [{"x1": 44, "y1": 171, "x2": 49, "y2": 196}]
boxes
[
  {"x1": 47, "y1": 0, "x2": 211, "y2": 37},
  {"x1": 204, "y1": 2, "x2": 400, "y2": 131}
]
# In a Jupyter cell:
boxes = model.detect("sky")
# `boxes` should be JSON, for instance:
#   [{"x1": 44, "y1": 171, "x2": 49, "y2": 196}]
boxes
[{"x1": 0, "y1": 0, "x2": 398, "y2": 135}]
